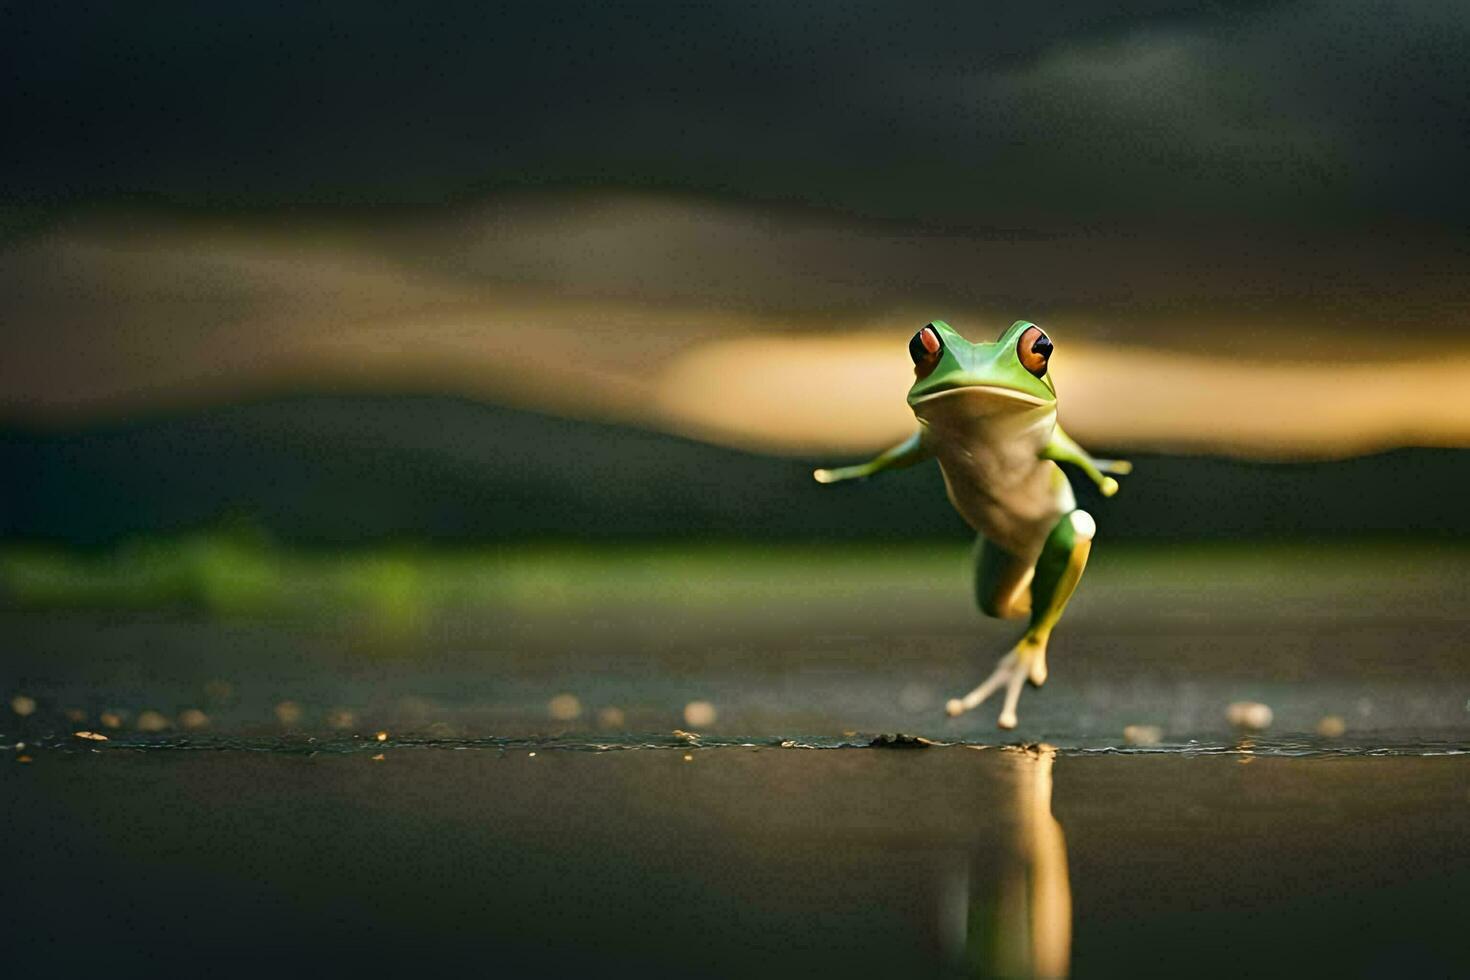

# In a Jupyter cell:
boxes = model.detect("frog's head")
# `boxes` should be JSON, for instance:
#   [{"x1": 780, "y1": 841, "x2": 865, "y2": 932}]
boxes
[{"x1": 905, "y1": 319, "x2": 1056, "y2": 411}]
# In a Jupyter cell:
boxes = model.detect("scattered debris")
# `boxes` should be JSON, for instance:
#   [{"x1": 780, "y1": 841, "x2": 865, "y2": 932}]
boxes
[
  {"x1": 10, "y1": 695, "x2": 36, "y2": 717},
  {"x1": 1227, "y1": 701, "x2": 1273, "y2": 731},
  {"x1": 683, "y1": 700, "x2": 717, "y2": 728},
  {"x1": 73, "y1": 731, "x2": 108, "y2": 741},
  {"x1": 1316, "y1": 715, "x2": 1347, "y2": 738},
  {"x1": 1123, "y1": 724, "x2": 1163, "y2": 747},
  {"x1": 869, "y1": 733, "x2": 939, "y2": 749},
  {"x1": 136, "y1": 710, "x2": 171, "y2": 733},
  {"x1": 548, "y1": 693, "x2": 582, "y2": 722}
]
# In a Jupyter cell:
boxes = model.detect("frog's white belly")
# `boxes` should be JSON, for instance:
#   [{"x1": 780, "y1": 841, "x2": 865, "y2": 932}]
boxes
[{"x1": 913, "y1": 388, "x2": 1073, "y2": 563}]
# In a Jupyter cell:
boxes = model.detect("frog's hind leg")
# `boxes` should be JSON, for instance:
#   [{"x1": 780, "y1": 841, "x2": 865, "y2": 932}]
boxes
[
  {"x1": 947, "y1": 511, "x2": 1095, "y2": 729},
  {"x1": 972, "y1": 536, "x2": 1034, "y2": 622}
]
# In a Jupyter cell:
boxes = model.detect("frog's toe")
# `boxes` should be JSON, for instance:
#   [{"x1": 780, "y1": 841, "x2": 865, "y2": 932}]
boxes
[
  {"x1": 997, "y1": 652, "x2": 1030, "y2": 728},
  {"x1": 1028, "y1": 655, "x2": 1048, "y2": 687},
  {"x1": 945, "y1": 651, "x2": 1017, "y2": 717}
]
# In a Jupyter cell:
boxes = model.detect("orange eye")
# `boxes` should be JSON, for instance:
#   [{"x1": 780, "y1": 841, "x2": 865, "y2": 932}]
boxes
[
  {"x1": 1017, "y1": 325, "x2": 1052, "y2": 378},
  {"x1": 909, "y1": 323, "x2": 943, "y2": 378}
]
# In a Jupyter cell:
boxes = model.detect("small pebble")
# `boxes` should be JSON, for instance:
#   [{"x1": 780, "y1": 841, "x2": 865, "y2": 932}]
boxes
[
  {"x1": 326, "y1": 709, "x2": 356, "y2": 730},
  {"x1": 10, "y1": 695, "x2": 36, "y2": 717},
  {"x1": 683, "y1": 700, "x2": 717, "y2": 728},
  {"x1": 204, "y1": 680, "x2": 235, "y2": 703},
  {"x1": 1123, "y1": 724, "x2": 1163, "y2": 747},
  {"x1": 1227, "y1": 701, "x2": 1273, "y2": 731},
  {"x1": 136, "y1": 710, "x2": 170, "y2": 733},
  {"x1": 375, "y1": 731, "x2": 389, "y2": 742},
  {"x1": 370, "y1": 753, "x2": 385, "y2": 762},
  {"x1": 898, "y1": 684, "x2": 933, "y2": 712},
  {"x1": 548, "y1": 693, "x2": 582, "y2": 722},
  {"x1": 1316, "y1": 715, "x2": 1347, "y2": 738},
  {"x1": 682, "y1": 753, "x2": 693, "y2": 762},
  {"x1": 179, "y1": 708, "x2": 210, "y2": 731}
]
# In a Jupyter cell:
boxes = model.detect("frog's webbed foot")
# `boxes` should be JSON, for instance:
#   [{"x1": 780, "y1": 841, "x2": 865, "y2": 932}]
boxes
[
  {"x1": 949, "y1": 510, "x2": 1097, "y2": 731},
  {"x1": 945, "y1": 636, "x2": 1048, "y2": 729}
]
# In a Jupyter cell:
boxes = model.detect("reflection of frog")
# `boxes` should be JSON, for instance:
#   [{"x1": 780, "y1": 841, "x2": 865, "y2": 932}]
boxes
[{"x1": 815, "y1": 320, "x2": 1130, "y2": 729}]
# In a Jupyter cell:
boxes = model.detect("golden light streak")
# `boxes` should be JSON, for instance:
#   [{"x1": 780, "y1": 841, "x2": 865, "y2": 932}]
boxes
[
  {"x1": 4, "y1": 200, "x2": 1467, "y2": 461},
  {"x1": 654, "y1": 332, "x2": 1470, "y2": 458}
]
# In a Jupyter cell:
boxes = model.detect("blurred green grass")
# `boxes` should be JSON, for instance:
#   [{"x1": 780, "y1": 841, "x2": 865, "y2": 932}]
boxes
[
  {"x1": 1, "y1": 530, "x2": 1465, "y2": 627},
  {"x1": 0, "y1": 530, "x2": 965, "y2": 622}
]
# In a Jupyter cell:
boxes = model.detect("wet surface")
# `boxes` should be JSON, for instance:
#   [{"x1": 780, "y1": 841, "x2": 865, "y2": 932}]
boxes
[
  {"x1": 2, "y1": 542, "x2": 1467, "y2": 746},
  {"x1": 4, "y1": 743, "x2": 1468, "y2": 977},
  {"x1": 2, "y1": 543, "x2": 1468, "y2": 975}
]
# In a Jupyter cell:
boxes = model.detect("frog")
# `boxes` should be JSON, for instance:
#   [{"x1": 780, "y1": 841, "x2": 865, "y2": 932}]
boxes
[{"x1": 813, "y1": 319, "x2": 1130, "y2": 729}]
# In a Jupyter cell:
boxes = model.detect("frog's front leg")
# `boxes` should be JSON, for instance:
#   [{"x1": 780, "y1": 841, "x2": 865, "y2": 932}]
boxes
[
  {"x1": 947, "y1": 510, "x2": 1096, "y2": 729},
  {"x1": 813, "y1": 430, "x2": 929, "y2": 484},
  {"x1": 1041, "y1": 424, "x2": 1131, "y2": 497}
]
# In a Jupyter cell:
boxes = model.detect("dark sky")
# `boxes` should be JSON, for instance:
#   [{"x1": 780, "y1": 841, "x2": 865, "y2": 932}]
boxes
[{"x1": 5, "y1": 0, "x2": 1469, "y2": 232}]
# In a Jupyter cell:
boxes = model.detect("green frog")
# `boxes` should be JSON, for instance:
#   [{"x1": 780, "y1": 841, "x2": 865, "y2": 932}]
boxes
[{"x1": 815, "y1": 320, "x2": 1130, "y2": 729}]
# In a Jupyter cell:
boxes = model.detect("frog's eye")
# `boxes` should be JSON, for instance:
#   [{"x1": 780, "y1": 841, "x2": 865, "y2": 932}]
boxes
[
  {"x1": 1017, "y1": 325, "x2": 1052, "y2": 378},
  {"x1": 909, "y1": 323, "x2": 944, "y2": 378}
]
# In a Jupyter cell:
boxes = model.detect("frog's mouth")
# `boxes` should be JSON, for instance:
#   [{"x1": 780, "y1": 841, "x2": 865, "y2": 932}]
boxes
[{"x1": 909, "y1": 384, "x2": 1049, "y2": 409}]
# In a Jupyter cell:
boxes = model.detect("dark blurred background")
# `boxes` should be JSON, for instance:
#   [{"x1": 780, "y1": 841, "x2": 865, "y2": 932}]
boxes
[{"x1": 2, "y1": 1, "x2": 1468, "y2": 552}]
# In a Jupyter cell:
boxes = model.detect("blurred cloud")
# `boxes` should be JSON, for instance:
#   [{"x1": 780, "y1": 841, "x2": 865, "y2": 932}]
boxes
[
  {"x1": 2, "y1": 195, "x2": 1467, "y2": 459},
  {"x1": 975, "y1": 0, "x2": 1470, "y2": 220},
  {"x1": 2, "y1": 1, "x2": 1468, "y2": 230},
  {"x1": 5, "y1": 1, "x2": 1469, "y2": 464}
]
